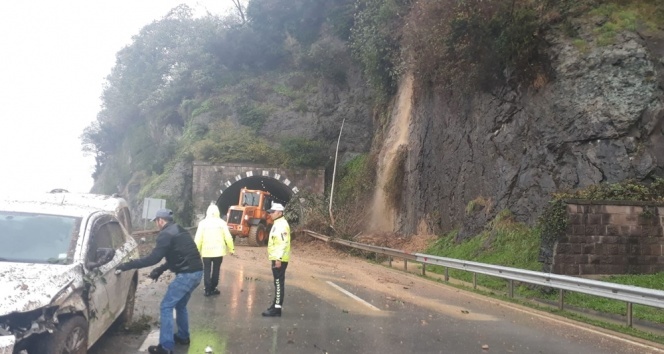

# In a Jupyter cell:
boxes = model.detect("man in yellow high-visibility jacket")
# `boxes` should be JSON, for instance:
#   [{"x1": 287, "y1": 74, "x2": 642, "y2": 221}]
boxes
[
  {"x1": 262, "y1": 202, "x2": 290, "y2": 317},
  {"x1": 194, "y1": 203, "x2": 235, "y2": 297}
]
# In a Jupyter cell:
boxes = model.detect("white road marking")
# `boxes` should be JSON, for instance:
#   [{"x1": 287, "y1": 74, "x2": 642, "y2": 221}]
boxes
[
  {"x1": 138, "y1": 330, "x2": 159, "y2": 352},
  {"x1": 326, "y1": 281, "x2": 380, "y2": 311},
  {"x1": 138, "y1": 309, "x2": 176, "y2": 351},
  {"x1": 496, "y1": 301, "x2": 664, "y2": 353}
]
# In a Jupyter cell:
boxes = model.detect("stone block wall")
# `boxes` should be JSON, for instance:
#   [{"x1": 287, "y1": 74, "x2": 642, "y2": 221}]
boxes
[
  {"x1": 192, "y1": 162, "x2": 325, "y2": 217},
  {"x1": 552, "y1": 201, "x2": 664, "y2": 275}
]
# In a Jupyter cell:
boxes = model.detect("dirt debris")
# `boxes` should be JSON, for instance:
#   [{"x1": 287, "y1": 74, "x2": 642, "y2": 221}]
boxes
[
  {"x1": 293, "y1": 231, "x2": 438, "y2": 259},
  {"x1": 353, "y1": 232, "x2": 437, "y2": 253},
  {"x1": 135, "y1": 230, "x2": 437, "y2": 262}
]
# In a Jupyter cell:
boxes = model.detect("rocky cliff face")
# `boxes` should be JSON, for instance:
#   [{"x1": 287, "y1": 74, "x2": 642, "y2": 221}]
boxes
[
  {"x1": 399, "y1": 24, "x2": 664, "y2": 237},
  {"x1": 258, "y1": 66, "x2": 374, "y2": 155}
]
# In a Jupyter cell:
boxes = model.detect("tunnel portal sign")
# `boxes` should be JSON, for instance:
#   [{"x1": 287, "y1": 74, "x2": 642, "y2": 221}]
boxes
[{"x1": 142, "y1": 198, "x2": 166, "y2": 220}]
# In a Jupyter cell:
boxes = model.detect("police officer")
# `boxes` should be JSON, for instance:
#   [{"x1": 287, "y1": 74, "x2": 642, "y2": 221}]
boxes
[
  {"x1": 116, "y1": 208, "x2": 203, "y2": 354},
  {"x1": 262, "y1": 202, "x2": 291, "y2": 317}
]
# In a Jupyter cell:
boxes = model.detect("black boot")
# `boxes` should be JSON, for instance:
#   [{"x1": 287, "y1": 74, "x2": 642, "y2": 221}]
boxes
[
  {"x1": 174, "y1": 334, "x2": 190, "y2": 345},
  {"x1": 262, "y1": 307, "x2": 281, "y2": 317},
  {"x1": 148, "y1": 344, "x2": 173, "y2": 354}
]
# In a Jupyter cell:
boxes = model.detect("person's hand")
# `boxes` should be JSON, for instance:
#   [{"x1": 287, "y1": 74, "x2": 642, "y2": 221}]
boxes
[
  {"x1": 149, "y1": 268, "x2": 164, "y2": 281},
  {"x1": 274, "y1": 260, "x2": 281, "y2": 268},
  {"x1": 116, "y1": 262, "x2": 131, "y2": 273}
]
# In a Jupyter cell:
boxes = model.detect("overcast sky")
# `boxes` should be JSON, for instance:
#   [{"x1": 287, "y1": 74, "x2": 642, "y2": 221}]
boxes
[{"x1": 0, "y1": 1, "x2": 235, "y2": 195}]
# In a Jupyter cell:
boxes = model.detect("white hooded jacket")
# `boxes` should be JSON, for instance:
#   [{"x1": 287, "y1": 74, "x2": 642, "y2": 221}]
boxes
[{"x1": 194, "y1": 204, "x2": 235, "y2": 257}]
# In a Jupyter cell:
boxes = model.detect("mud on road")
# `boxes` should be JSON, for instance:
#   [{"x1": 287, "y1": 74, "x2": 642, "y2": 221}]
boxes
[
  {"x1": 89, "y1": 233, "x2": 434, "y2": 353},
  {"x1": 90, "y1": 233, "x2": 663, "y2": 354}
]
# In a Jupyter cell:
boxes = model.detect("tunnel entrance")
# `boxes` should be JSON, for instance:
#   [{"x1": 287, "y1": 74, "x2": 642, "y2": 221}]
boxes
[{"x1": 216, "y1": 176, "x2": 293, "y2": 216}]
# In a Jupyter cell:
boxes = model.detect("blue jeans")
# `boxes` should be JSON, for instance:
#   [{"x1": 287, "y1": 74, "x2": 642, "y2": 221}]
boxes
[{"x1": 159, "y1": 271, "x2": 202, "y2": 350}]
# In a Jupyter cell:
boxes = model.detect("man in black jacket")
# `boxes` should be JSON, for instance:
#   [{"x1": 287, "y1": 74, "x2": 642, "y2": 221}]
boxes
[{"x1": 117, "y1": 208, "x2": 203, "y2": 354}]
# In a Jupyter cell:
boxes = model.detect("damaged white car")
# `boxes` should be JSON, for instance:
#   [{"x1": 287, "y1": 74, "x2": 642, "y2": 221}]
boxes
[{"x1": 0, "y1": 192, "x2": 139, "y2": 354}]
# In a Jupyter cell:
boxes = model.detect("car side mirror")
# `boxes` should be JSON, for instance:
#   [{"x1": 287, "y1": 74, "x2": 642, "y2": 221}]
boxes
[{"x1": 86, "y1": 248, "x2": 116, "y2": 269}]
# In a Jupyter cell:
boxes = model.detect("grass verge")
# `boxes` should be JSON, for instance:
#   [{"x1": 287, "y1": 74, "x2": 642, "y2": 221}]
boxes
[{"x1": 420, "y1": 210, "x2": 664, "y2": 342}]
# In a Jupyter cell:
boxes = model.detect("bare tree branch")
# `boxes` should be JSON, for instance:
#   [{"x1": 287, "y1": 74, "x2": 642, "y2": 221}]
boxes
[{"x1": 231, "y1": 0, "x2": 246, "y2": 24}]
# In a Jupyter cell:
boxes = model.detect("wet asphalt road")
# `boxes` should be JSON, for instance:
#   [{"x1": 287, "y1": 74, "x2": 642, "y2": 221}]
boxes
[{"x1": 89, "y1": 244, "x2": 664, "y2": 354}]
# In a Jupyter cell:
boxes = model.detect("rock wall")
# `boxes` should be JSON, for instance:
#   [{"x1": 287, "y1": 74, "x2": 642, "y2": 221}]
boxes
[
  {"x1": 191, "y1": 162, "x2": 325, "y2": 218},
  {"x1": 133, "y1": 160, "x2": 194, "y2": 228},
  {"x1": 258, "y1": 65, "x2": 374, "y2": 155},
  {"x1": 551, "y1": 201, "x2": 664, "y2": 275},
  {"x1": 401, "y1": 24, "x2": 664, "y2": 237}
]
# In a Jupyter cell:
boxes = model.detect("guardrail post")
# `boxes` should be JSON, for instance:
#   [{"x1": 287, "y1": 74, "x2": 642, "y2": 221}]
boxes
[
  {"x1": 422, "y1": 263, "x2": 426, "y2": 276},
  {"x1": 559, "y1": 289, "x2": 564, "y2": 311},
  {"x1": 389, "y1": 257, "x2": 392, "y2": 267},
  {"x1": 473, "y1": 273, "x2": 477, "y2": 289},
  {"x1": 404, "y1": 259, "x2": 408, "y2": 271},
  {"x1": 627, "y1": 302, "x2": 633, "y2": 327},
  {"x1": 508, "y1": 280, "x2": 514, "y2": 298},
  {"x1": 444, "y1": 267, "x2": 449, "y2": 282}
]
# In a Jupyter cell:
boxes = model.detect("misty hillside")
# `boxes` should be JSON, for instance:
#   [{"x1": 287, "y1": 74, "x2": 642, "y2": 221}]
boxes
[{"x1": 84, "y1": 0, "x2": 664, "y2": 237}]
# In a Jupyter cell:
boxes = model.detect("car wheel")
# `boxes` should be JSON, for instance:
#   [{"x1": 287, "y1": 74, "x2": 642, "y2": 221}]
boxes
[
  {"x1": 115, "y1": 278, "x2": 137, "y2": 327},
  {"x1": 37, "y1": 315, "x2": 88, "y2": 354}
]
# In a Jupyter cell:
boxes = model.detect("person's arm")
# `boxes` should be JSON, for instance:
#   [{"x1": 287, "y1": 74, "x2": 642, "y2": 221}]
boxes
[
  {"x1": 117, "y1": 233, "x2": 170, "y2": 271},
  {"x1": 194, "y1": 223, "x2": 204, "y2": 253},
  {"x1": 223, "y1": 222, "x2": 235, "y2": 254}
]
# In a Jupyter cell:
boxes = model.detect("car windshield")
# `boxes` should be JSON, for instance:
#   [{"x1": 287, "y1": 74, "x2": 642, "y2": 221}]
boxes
[
  {"x1": 242, "y1": 192, "x2": 260, "y2": 206},
  {"x1": 0, "y1": 211, "x2": 80, "y2": 264}
]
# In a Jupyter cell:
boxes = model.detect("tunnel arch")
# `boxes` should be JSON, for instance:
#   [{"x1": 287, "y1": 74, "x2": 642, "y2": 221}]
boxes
[{"x1": 215, "y1": 171, "x2": 300, "y2": 216}]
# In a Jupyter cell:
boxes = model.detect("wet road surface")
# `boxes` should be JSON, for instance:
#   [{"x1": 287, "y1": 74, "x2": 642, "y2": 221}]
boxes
[{"x1": 90, "y1": 242, "x2": 664, "y2": 354}]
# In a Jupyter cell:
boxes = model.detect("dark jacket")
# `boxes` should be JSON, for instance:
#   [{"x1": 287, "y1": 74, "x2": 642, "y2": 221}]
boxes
[{"x1": 122, "y1": 222, "x2": 203, "y2": 274}]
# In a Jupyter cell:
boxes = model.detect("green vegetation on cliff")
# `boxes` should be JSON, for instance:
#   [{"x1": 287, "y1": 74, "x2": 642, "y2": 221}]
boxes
[
  {"x1": 83, "y1": 1, "x2": 355, "y2": 198},
  {"x1": 352, "y1": 0, "x2": 663, "y2": 93}
]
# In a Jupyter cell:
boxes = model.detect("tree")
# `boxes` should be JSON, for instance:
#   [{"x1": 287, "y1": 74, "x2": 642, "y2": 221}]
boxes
[
  {"x1": 247, "y1": 0, "x2": 329, "y2": 45},
  {"x1": 231, "y1": 0, "x2": 246, "y2": 24},
  {"x1": 83, "y1": 4, "x2": 231, "y2": 175}
]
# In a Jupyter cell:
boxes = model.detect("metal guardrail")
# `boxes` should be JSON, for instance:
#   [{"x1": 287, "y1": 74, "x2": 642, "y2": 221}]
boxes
[{"x1": 304, "y1": 230, "x2": 664, "y2": 327}]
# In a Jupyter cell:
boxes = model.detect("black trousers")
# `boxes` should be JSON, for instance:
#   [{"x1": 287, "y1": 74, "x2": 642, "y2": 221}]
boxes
[
  {"x1": 203, "y1": 256, "x2": 223, "y2": 291},
  {"x1": 271, "y1": 261, "x2": 288, "y2": 307}
]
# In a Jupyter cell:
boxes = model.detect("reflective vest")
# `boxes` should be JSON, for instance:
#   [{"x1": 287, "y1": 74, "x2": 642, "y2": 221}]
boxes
[
  {"x1": 194, "y1": 204, "x2": 235, "y2": 257},
  {"x1": 267, "y1": 217, "x2": 290, "y2": 262}
]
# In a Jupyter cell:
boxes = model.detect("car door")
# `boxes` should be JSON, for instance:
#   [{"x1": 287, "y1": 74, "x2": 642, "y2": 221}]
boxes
[
  {"x1": 84, "y1": 215, "x2": 120, "y2": 345},
  {"x1": 103, "y1": 220, "x2": 135, "y2": 318},
  {"x1": 115, "y1": 205, "x2": 133, "y2": 234}
]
